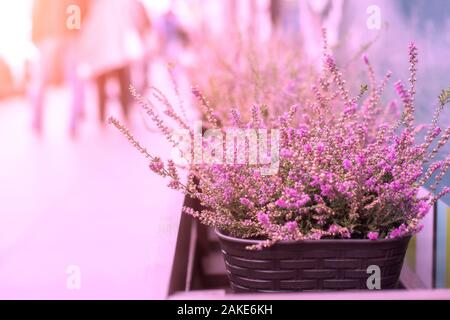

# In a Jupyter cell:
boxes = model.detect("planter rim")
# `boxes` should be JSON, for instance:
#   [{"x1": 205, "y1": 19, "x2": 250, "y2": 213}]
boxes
[{"x1": 215, "y1": 229, "x2": 411, "y2": 245}]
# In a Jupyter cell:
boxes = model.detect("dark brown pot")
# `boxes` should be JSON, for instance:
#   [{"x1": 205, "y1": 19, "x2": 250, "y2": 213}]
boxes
[{"x1": 216, "y1": 230, "x2": 411, "y2": 293}]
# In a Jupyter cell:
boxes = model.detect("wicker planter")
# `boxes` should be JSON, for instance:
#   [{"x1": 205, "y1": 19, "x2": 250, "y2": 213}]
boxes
[{"x1": 216, "y1": 230, "x2": 411, "y2": 292}]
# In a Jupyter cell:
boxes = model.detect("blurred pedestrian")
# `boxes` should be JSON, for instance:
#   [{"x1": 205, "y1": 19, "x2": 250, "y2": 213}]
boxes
[
  {"x1": 30, "y1": 0, "x2": 89, "y2": 136},
  {"x1": 298, "y1": 0, "x2": 344, "y2": 65},
  {"x1": 132, "y1": 0, "x2": 153, "y2": 92},
  {"x1": 78, "y1": 0, "x2": 145, "y2": 124}
]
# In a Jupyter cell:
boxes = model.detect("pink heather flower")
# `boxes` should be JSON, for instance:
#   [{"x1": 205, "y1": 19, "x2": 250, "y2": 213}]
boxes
[
  {"x1": 328, "y1": 224, "x2": 351, "y2": 238},
  {"x1": 280, "y1": 148, "x2": 294, "y2": 159},
  {"x1": 389, "y1": 224, "x2": 409, "y2": 239},
  {"x1": 376, "y1": 160, "x2": 386, "y2": 169},
  {"x1": 365, "y1": 177, "x2": 376, "y2": 188},
  {"x1": 337, "y1": 182, "x2": 348, "y2": 194},
  {"x1": 252, "y1": 171, "x2": 261, "y2": 179},
  {"x1": 149, "y1": 158, "x2": 164, "y2": 173},
  {"x1": 416, "y1": 200, "x2": 431, "y2": 218},
  {"x1": 257, "y1": 212, "x2": 270, "y2": 228},
  {"x1": 275, "y1": 198, "x2": 288, "y2": 208},
  {"x1": 368, "y1": 232, "x2": 379, "y2": 240},
  {"x1": 309, "y1": 231, "x2": 323, "y2": 240},
  {"x1": 394, "y1": 80, "x2": 408, "y2": 99},
  {"x1": 316, "y1": 142, "x2": 325, "y2": 154},
  {"x1": 390, "y1": 181, "x2": 402, "y2": 192},
  {"x1": 325, "y1": 172, "x2": 333, "y2": 180},
  {"x1": 325, "y1": 55, "x2": 335, "y2": 68},
  {"x1": 431, "y1": 127, "x2": 442, "y2": 139},
  {"x1": 240, "y1": 198, "x2": 254, "y2": 208},
  {"x1": 168, "y1": 180, "x2": 181, "y2": 189},
  {"x1": 328, "y1": 224, "x2": 339, "y2": 234},
  {"x1": 343, "y1": 159, "x2": 352, "y2": 170},
  {"x1": 285, "y1": 221, "x2": 298, "y2": 233},
  {"x1": 344, "y1": 103, "x2": 357, "y2": 115},
  {"x1": 295, "y1": 194, "x2": 311, "y2": 207},
  {"x1": 340, "y1": 228, "x2": 351, "y2": 239},
  {"x1": 320, "y1": 184, "x2": 333, "y2": 197},
  {"x1": 303, "y1": 143, "x2": 312, "y2": 153},
  {"x1": 363, "y1": 54, "x2": 369, "y2": 64},
  {"x1": 285, "y1": 187, "x2": 298, "y2": 197},
  {"x1": 297, "y1": 126, "x2": 308, "y2": 138},
  {"x1": 356, "y1": 154, "x2": 366, "y2": 166},
  {"x1": 314, "y1": 194, "x2": 324, "y2": 203}
]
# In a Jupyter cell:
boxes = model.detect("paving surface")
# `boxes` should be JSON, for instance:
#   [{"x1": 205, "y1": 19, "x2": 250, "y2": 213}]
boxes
[{"x1": 0, "y1": 64, "x2": 188, "y2": 299}]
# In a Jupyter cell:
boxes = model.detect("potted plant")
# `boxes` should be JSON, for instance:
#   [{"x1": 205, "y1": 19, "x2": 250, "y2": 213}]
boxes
[{"x1": 110, "y1": 42, "x2": 450, "y2": 292}]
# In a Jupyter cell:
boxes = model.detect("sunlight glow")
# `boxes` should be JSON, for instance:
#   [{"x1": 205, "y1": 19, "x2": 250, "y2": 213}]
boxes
[{"x1": 0, "y1": 1, "x2": 34, "y2": 70}]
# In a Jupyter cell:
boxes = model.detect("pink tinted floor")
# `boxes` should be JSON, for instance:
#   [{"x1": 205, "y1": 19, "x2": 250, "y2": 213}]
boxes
[{"x1": 0, "y1": 86, "x2": 184, "y2": 299}]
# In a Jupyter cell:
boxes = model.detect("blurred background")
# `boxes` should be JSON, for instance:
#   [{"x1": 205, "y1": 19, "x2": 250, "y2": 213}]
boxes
[{"x1": 0, "y1": 0, "x2": 449, "y2": 299}]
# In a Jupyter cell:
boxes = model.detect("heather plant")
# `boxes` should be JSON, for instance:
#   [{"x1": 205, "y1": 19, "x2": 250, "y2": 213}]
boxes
[
  {"x1": 185, "y1": 29, "x2": 398, "y2": 132},
  {"x1": 111, "y1": 42, "x2": 449, "y2": 249},
  {"x1": 185, "y1": 32, "x2": 314, "y2": 125}
]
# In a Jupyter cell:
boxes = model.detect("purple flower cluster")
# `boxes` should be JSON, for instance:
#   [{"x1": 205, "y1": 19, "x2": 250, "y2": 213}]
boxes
[{"x1": 111, "y1": 41, "x2": 450, "y2": 249}]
